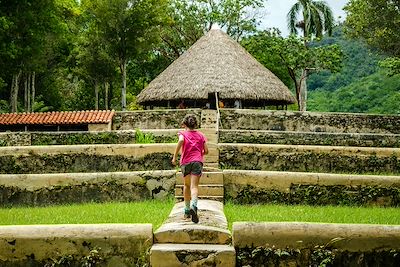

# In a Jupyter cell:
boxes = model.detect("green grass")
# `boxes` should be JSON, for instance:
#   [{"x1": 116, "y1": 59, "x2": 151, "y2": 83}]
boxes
[
  {"x1": 2, "y1": 200, "x2": 400, "y2": 231},
  {"x1": 0, "y1": 199, "x2": 174, "y2": 228},
  {"x1": 224, "y1": 202, "x2": 400, "y2": 230}
]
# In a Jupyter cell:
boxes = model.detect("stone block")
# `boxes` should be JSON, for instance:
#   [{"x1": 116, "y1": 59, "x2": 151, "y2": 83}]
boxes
[
  {"x1": 150, "y1": 243, "x2": 235, "y2": 267},
  {"x1": 175, "y1": 185, "x2": 224, "y2": 197},
  {"x1": 154, "y1": 200, "x2": 230, "y2": 244},
  {"x1": 0, "y1": 224, "x2": 152, "y2": 265},
  {"x1": 176, "y1": 172, "x2": 223, "y2": 185},
  {"x1": 233, "y1": 222, "x2": 400, "y2": 251}
]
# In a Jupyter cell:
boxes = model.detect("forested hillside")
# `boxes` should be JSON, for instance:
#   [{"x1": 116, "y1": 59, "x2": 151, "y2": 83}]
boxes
[{"x1": 307, "y1": 26, "x2": 400, "y2": 114}]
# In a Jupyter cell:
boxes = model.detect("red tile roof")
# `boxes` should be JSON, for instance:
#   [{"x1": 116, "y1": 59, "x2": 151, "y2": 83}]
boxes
[{"x1": 0, "y1": 110, "x2": 115, "y2": 125}]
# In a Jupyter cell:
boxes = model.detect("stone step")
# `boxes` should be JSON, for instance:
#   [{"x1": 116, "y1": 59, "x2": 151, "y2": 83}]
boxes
[
  {"x1": 205, "y1": 136, "x2": 219, "y2": 143},
  {"x1": 154, "y1": 200, "x2": 230, "y2": 244},
  {"x1": 201, "y1": 110, "x2": 218, "y2": 129},
  {"x1": 176, "y1": 172, "x2": 223, "y2": 185},
  {"x1": 174, "y1": 195, "x2": 224, "y2": 202},
  {"x1": 175, "y1": 185, "x2": 224, "y2": 197},
  {"x1": 203, "y1": 163, "x2": 220, "y2": 169},
  {"x1": 204, "y1": 155, "x2": 219, "y2": 163},
  {"x1": 150, "y1": 243, "x2": 235, "y2": 267},
  {"x1": 199, "y1": 128, "x2": 218, "y2": 135},
  {"x1": 200, "y1": 129, "x2": 219, "y2": 143}
]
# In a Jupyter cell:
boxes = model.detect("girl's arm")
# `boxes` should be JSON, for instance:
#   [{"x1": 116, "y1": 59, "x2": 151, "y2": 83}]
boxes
[
  {"x1": 203, "y1": 142, "x2": 209, "y2": 155},
  {"x1": 172, "y1": 135, "x2": 184, "y2": 165}
]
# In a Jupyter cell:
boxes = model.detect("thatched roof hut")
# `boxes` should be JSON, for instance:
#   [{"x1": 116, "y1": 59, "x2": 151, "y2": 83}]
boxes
[{"x1": 137, "y1": 29, "x2": 296, "y2": 108}]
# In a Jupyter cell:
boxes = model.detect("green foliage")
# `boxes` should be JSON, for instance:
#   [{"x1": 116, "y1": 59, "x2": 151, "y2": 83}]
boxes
[
  {"x1": 308, "y1": 26, "x2": 383, "y2": 92},
  {"x1": 241, "y1": 30, "x2": 294, "y2": 89},
  {"x1": 83, "y1": 0, "x2": 170, "y2": 110},
  {"x1": 380, "y1": 57, "x2": 400, "y2": 77},
  {"x1": 308, "y1": 71, "x2": 400, "y2": 114},
  {"x1": 287, "y1": 0, "x2": 334, "y2": 38},
  {"x1": 135, "y1": 129, "x2": 155, "y2": 144},
  {"x1": 127, "y1": 94, "x2": 144, "y2": 110},
  {"x1": 307, "y1": 26, "x2": 400, "y2": 114},
  {"x1": 159, "y1": 0, "x2": 264, "y2": 61},
  {"x1": 242, "y1": 30, "x2": 343, "y2": 109},
  {"x1": 344, "y1": 0, "x2": 400, "y2": 56},
  {"x1": 0, "y1": 100, "x2": 9, "y2": 114}
]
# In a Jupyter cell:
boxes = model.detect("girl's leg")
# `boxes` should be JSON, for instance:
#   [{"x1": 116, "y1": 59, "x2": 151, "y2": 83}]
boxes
[
  {"x1": 190, "y1": 174, "x2": 200, "y2": 209},
  {"x1": 183, "y1": 175, "x2": 191, "y2": 218},
  {"x1": 189, "y1": 174, "x2": 200, "y2": 223}
]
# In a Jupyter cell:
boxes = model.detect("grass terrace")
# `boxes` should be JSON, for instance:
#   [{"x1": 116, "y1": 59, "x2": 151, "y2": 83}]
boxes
[{"x1": 2, "y1": 200, "x2": 399, "y2": 230}]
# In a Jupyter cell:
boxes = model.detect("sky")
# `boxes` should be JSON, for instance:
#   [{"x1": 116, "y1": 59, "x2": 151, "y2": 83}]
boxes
[{"x1": 261, "y1": 0, "x2": 349, "y2": 36}]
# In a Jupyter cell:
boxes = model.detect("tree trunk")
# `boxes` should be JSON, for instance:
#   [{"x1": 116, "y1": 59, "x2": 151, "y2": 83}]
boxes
[
  {"x1": 104, "y1": 82, "x2": 109, "y2": 110},
  {"x1": 94, "y1": 80, "x2": 99, "y2": 110},
  {"x1": 27, "y1": 73, "x2": 31, "y2": 112},
  {"x1": 24, "y1": 73, "x2": 28, "y2": 111},
  {"x1": 299, "y1": 69, "x2": 308, "y2": 112},
  {"x1": 121, "y1": 60, "x2": 127, "y2": 111},
  {"x1": 296, "y1": 84, "x2": 302, "y2": 111},
  {"x1": 10, "y1": 70, "x2": 22, "y2": 113},
  {"x1": 31, "y1": 72, "x2": 36, "y2": 111}
]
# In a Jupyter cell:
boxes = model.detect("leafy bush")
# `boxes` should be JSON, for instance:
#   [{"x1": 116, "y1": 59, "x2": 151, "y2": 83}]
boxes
[{"x1": 135, "y1": 129, "x2": 155, "y2": 144}]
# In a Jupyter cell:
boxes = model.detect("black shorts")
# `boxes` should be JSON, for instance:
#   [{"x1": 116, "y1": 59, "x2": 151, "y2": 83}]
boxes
[{"x1": 181, "y1": 161, "x2": 203, "y2": 177}]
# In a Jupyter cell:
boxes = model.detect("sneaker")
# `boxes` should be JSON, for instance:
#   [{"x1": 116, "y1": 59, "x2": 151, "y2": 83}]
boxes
[
  {"x1": 190, "y1": 206, "x2": 199, "y2": 224},
  {"x1": 184, "y1": 209, "x2": 190, "y2": 219}
]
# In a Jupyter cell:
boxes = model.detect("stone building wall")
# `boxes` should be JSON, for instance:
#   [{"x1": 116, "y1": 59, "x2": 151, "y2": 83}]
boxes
[{"x1": 113, "y1": 109, "x2": 202, "y2": 130}]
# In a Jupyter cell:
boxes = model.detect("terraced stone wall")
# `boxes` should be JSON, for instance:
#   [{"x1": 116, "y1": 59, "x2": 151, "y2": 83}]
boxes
[
  {"x1": 0, "y1": 130, "x2": 178, "y2": 146},
  {"x1": 113, "y1": 109, "x2": 202, "y2": 130},
  {"x1": 224, "y1": 170, "x2": 400, "y2": 206},
  {"x1": 0, "y1": 224, "x2": 153, "y2": 266},
  {"x1": 0, "y1": 171, "x2": 176, "y2": 206},
  {"x1": 233, "y1": 222, "x2": 400, "y2": 266},
  {"x1": 220, "y1": 109, "x2": 400, "y2": 133},
  {"x1": 0, "y1": 144, "x2": 175, "y2": 174},
  {"x1": 219, "y1": 144, "x2": 400, "y2": 175},
  {"x1": 0, "y1": 132, "x2": 31, "y2": 146},
  {"x1": 219, "y1": 130, "x2": 400, "y2": 147}
]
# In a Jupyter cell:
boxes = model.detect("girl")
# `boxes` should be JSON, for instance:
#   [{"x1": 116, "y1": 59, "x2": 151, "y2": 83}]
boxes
[{"x1": 172, "y1": 114, "x2": 208, "y2": 223}]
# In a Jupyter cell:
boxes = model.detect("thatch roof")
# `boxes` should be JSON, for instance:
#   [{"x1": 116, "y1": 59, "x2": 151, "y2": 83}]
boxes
[{"x1": 137, "y1": 29, "x2": 296, "y2": 105}]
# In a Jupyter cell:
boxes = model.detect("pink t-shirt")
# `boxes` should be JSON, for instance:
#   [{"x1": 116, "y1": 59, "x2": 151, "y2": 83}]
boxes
[{"x1": 178, "y1": 130, "x2": 206, "y2": 166}]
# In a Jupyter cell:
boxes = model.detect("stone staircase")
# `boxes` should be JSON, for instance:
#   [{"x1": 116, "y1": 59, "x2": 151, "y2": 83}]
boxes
[
  {"x1": 175, "y1": 109, "x2": 224, "y2": 202},
  {"x1": 175, "y1": 171, "x2": 224, "y2": 202},
  {"x1": 150, "y1": 110, "x2": 235, "y2": 266},
  {"x1": 200, "y1": 109, "x2": 219, "y2": 169},
  {"x1": 150, "y1": 200, "x2": 235, "y2": 266}
]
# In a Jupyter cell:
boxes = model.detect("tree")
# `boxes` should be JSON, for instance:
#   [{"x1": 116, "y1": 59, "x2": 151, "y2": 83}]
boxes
[
  {"x1": 159, "y1": 0, "x2": 264, "y2": 61},
  {"x1": 0, "y1": 0, "x2": 58, "y2": 112},
  {"x1": 75, "y1": 5, "x2": 117, "y2": 110},
  {"x1": 344, "y1": 0, "x2": 400, "y2": 75},
  {"x1": 0, "y1": 0, "x2": 79, "y2": 113},
  {"x1": 287, "y1": 0, "x2": 334, "y2": 111},
  {"x1": 243, "y1": 30, "x2": 343, "y2": 108},
  {"x1": 84, "y1": 0, "x2": 169, "y2": 110}
]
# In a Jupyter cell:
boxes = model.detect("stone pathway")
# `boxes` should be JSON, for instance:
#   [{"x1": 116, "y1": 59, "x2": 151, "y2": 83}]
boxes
[
  {"x1": 150, "y1": 110, "x2": 236, "y2": 266},
  {"x1": 150, "y1": 200, "x2": 235, "y2": 266}
]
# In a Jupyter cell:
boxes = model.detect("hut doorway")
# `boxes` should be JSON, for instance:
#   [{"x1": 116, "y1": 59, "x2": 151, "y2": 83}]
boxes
[{"x1": 207, "y1": 92, "x2": 217, "y2": 109}]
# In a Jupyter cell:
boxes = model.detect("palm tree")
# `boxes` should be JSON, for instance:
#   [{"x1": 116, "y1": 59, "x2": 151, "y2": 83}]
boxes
[{"x1": 287, "y1": 0, "x2": 334, "y2": 111}]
